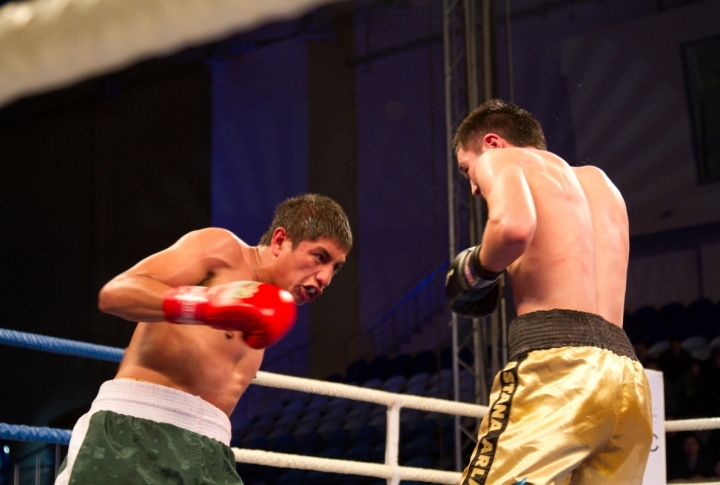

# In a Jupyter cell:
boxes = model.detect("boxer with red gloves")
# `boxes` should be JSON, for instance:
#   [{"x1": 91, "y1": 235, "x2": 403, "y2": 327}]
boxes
[
  {"x1": 57, "y1": 194, "x2": 352, "y2": 485},
  {"x1": 163, "y1": 281, "x2": 297, "y2": 349}
]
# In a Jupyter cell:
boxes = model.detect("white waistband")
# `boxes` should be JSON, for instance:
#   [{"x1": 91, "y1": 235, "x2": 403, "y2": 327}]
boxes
[{"x1": 90, "y1": 379, "x2": 231, "y2": 446}]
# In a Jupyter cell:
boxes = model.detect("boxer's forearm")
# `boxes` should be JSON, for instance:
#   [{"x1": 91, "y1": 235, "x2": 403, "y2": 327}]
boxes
[
  {"x1": 98, "y1": 275, "x2": 171, "y2": 322},
  {"x1": 479, "y1": 218, "x2": 533, "y2": 272}
]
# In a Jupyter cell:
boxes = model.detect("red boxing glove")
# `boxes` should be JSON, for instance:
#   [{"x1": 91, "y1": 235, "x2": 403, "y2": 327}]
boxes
[{"x1": 163, "y1": 281, "x2": 297, "y2": 349}]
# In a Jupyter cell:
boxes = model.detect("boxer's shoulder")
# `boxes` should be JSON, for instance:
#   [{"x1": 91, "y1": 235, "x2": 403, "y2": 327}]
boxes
[
  {"x1": 174, "y1": 228, "x2": 251, "y2": 260},
  {"x1": 180, "y1": 227, "x2": 245, "y2": 246}
]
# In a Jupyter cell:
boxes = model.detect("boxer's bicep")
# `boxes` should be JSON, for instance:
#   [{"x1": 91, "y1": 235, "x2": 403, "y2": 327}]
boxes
[
  {"x1": 480, "y1": 156, "x2": 536, "y2": 240},
  {"x1": 127, "y1": 229, "x2": 230, "y2": 286},
  {"x1": 98, "y1": 229, "x2": 232, "y2": 321}
]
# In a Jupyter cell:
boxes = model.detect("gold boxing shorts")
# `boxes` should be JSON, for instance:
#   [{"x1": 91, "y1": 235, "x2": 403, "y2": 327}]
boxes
[{"x1": 461, "y1": 309, "x2": 652, "y2": 485}]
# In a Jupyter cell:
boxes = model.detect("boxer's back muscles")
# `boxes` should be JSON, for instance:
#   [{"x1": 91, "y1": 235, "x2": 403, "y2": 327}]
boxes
[{"x1": 504, "y1": 150, "x2": 629, "y2": 326}]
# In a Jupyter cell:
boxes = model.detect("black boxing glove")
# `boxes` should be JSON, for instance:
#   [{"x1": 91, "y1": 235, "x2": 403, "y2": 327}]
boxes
[{"x1": 445, "y1": 245, "x2": 503, "y2": 317}]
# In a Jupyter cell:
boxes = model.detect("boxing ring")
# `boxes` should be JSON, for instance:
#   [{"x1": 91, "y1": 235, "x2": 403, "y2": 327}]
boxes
[
  {"x1": 1, "y1": 328, "x2": 720, "y2": 485},
  {"x1": 2, "y1": 0, "x2": 719, "y2": 483}
]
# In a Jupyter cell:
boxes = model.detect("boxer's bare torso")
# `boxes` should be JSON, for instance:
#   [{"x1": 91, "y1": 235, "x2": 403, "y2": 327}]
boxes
[
  {"x1": 458, "y1": 146, "x2": 629, "y2": 327},
  {"x1": 100, "y1": 228, "x2": 346, "y2": 415}
]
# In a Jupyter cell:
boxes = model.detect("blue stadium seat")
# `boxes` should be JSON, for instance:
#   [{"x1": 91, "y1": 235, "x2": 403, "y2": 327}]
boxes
[
  {"x1": 342, "y1": 412, "x2": 369, "y2": 431},
  {"x1": 368, "y1": 412, "x2": 387, "y2": 427},
  {"x1": 371, "y1": 442, "x2": 386, "y2": 462},
  {"x1": 317, "y1": 417, "x2": 345, "y2": 436},
  {"x1": 317, "y1": 445, "x2": 344, "y2": 459},
  {"x1": 428, "y1": 368, "x2": 453, "y2": 388},
  {"x1": 346, "y1": 358, "x2": 369, "y2": 383},
  {"x1": 406, "y1": 418, "x2": 439, "y2": 441},
  {"x1": 339, "y1": 476, "x2": 368, "y2": 485},
  {"x1": 251, "y1": 468, "x2": 282, "y2": 484},
  {"x1": 324, "y1": 406, "x2": 348, "y2": 422},
  {"x1": 367, "y1": 405, "x2": 387, "y2": 427},
  {"x1": 236, "y1": 463, "x2": 259, "y2": 482},
  {"x1": 276, "y1": 469, "x2": 306, "y2": 484},
  {"x1": 440, "y1": 416, "x2": 457, "y2": 451},
  {"x1": 405, "y1": 382, "x2": 428, "y2": 396},
  {"x1": 268, "y1": 433, "x2": 294, "y2": 453},
  {"x1": 242, "y1": 425, "x2": 269, "y2": 443},
  {"x1": 421, "y1": 411, "x2": 442, "y2": 423},
  {"x1": 297, "y1": 409, "x2": 323, "y2": 427},
  {"x1": 400, "y1": 408, "x2": 423, "y2": 424},
  {"x1": 347, "y1": 401, "x2": 374, "y2": 419},
  {"x1": 407, "y1": 371, "x2": 431, "y2": 388},
  {"x1": 283, "y1": 397, "x2": 308, "y2": 413},
  {"x1": 382, "y1": 374, "x2": 408, "y2": 392},
  {"x1": 367, "y1": 355, "x2": 392, "y2": 381},
  {"x1": 440, "y1": 346, "x2": 453, "y2": 369},
  {"x1": 294, "y1": 431, "x2": 322, "y2": 450},
  {"x1": 274, "y1": 408, "x2": 303, "y2": 428},
  {"x1": 343, "y1": 442, "x2": 374, "y2": 461},
  {"x1": 363, "y1": 377, "x2": 384, "y2": 389},
  {"x1": 326, "y1": 428, "x2": 351, "y2": 449},
  {"x1": 243, "y1": 434, "x2": 269, "y2": 450},
  {"x1": 389, "y1": 353, "x2": 413, "y2": 378},
  {"x1": 305, "y1": 471, "x2": 344, "y2": 484},
  {"x1": 403, "y1": 454, "x2": 436, "y2": 469},
  {"x1": 327, "y1": 397, "x2": 352, "y2": 414},
  {"x1": 413, "y1": 350, "x2": 439, "y2": 375},
  {"x1": 353, "y1": 425, "x2": 380, "y2": 445},
  {"x1": 403, "y1": 436, "x2": 439, "y2": 460},
  {"x1": 294, "y1": 444, "x2": 318, "y2": 456},
  {"x1": 306, "y1": 395, "x2": 331, "y2": 412},
  {"x1": 267, "y1": 423, "x2": 295, "y2": 440},
  {"x1": 249, "y1": 414, "x2": 276, "y2": 434},
  {"x1": 293, "y1": 421, "x2": 319, "y2": 438}
]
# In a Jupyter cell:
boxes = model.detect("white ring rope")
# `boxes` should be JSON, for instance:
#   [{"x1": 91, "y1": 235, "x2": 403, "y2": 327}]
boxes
[
  {"x1": 254, "y1": 370, "x2": 489, "y2": 417},
  {"x1": 0, "y1": 0, "x2": 345, "y2": 108},
  {"x1": 231, "y1": 449, "x2": 462, "y2": 484},
  {"x1": 240, "y1": 371, "x2": 487, "y2": 482},
  {"x1": 665, "y1": 417, "x2": 720, "y2": 433}
]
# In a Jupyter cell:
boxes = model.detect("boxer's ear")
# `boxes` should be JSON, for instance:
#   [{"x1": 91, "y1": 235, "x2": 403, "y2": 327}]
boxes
[
  {"x1": 271, "y1": 228, "x2": 289, "y2": 256},
  {"x1": 484, "y1": 133, "x2": 502, "y2": 149}
]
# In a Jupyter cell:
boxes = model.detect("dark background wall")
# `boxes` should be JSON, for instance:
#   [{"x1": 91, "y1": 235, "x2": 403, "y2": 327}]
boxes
[
  {"x1": 0, "y1": 57, "x2": 211, "y2": 431},
  {"x1": 354, "y1": 1, "x2": 448, "y2": 334},
  {"x1": 497, "y1": 0, "x2": 720, "y2": 309},
  {"x1": 1, "y1": 0, "x2": 719, "y2": 447}
]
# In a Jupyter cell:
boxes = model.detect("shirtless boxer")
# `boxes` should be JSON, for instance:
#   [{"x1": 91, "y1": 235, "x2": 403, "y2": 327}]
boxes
[
  {"x1": 445, "y1": 100, "x2": 652, "y2": 485},
  {"x1": 55, "y1": 193, "x2": 352, "y2": 485}
]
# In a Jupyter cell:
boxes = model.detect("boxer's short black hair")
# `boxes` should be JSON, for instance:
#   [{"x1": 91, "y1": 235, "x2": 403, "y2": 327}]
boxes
[
  {"x1": 453, "y1": 99, "x2": 547, "y2": 152},
  {"x1": 259, "y1": 194, "x2": 353, "y2": 251}
]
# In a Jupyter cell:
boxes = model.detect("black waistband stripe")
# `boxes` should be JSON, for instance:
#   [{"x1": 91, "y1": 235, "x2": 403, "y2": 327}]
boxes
[{"x1": 508, "y1": 309, "x2": 638, "y2": 362}]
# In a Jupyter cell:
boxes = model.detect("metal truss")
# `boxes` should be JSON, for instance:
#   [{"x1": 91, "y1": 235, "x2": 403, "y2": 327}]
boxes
[{"x1": 443, "y1": 0, "x2": 507, "y2": 473}]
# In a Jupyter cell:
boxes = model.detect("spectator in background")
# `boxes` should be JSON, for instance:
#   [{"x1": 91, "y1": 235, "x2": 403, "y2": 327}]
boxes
[
  {"x1": 668, "y1": 433, "x2": 716, "y2": 481},
  {"x1": 704, "y1": 348, "x2": 720, "y2": 416},
  {"x1": 677, "y1": 360, "x2": 708, "y2": 417},
  {"x1": 658, "y1": 337, "x2": 693, "y2": 384},
  {"x1": 633, "y1": 341, "x2": 650, "y2": 367},
  {"x1": 712, "y1": 458, "x2": 720, "y2": 479}
]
